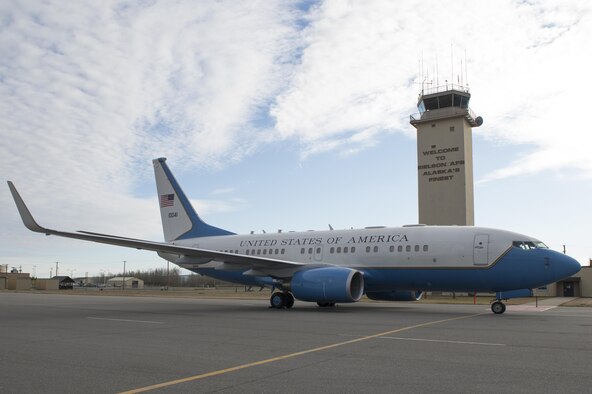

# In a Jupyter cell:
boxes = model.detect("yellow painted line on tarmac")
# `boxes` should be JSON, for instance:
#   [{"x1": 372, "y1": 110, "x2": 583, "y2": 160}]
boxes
[{"x1": 119, "y1": 312, "x2": 484, "y2": 393}]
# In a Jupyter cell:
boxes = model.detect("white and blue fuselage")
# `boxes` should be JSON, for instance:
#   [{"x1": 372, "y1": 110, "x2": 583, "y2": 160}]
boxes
[{"x1": 165, "y1": 225, "x2": 579, "y2": 295}]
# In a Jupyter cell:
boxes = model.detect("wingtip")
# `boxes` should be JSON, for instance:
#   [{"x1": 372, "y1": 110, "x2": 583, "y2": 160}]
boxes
[{"x1": 7, "y1": 182, "x2": 47, "y2": 233}]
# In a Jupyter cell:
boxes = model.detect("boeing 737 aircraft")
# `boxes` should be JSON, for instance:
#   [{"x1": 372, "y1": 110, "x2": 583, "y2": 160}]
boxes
[{"x1": 8, "y1": 158, "x2": 581, "y2": 314}]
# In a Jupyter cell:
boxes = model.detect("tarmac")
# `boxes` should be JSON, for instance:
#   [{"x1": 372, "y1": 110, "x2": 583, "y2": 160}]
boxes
[{"x1": 1, "y1": 292, "x2": 591, "y2": 393}]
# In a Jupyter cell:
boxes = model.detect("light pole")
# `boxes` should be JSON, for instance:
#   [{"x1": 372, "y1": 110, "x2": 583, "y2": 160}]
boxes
[{"x1": 122, "y1": 260, "x2": 126, "y2": 291}]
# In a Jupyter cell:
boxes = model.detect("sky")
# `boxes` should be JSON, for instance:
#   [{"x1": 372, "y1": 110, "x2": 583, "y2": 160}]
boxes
[{"x1": 1, "y1": 0, "x2": 591, "y2": 279}]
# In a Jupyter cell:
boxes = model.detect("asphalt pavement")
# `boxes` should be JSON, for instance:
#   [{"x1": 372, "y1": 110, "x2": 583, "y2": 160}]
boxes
[{"x1": 1, "y1": 292, "x2": 591, "y2": 393}]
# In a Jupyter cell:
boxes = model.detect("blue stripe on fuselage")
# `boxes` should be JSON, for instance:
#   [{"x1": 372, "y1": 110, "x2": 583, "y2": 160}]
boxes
[
  {"x1": 191, "y1": 247, "x2": 580, "y2": 293},
  {"x1": 362, "y1": 247, "x2": 578, "y2": 292}
]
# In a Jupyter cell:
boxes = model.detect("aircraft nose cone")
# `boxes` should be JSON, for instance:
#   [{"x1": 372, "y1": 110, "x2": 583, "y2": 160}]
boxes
[{"x1": 560, "y1": 254, "x2": 581, "y2": 278}]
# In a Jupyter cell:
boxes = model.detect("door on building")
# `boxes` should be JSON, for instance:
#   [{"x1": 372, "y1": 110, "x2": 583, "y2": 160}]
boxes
[{"x1": 563, "y1": 282, "x2": 574, "y2": 297}]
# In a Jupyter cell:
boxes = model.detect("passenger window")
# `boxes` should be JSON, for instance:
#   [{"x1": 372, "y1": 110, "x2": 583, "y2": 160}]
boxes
[
  {"x1": 373, "y1": 246, "x2": 378, "y2": 253},
  {"x1": 423, "y1": 245, "x2": 428, "y2": 252},
  {"x1": 398, "y1": 245, "x2": 403, "y2": 252},
  {"x1": 316, "y1": 247, "x2": 321, "y2": 254},
  {"x1": 263, "y1": 249, "x2": 267, "y2": 255},
  {"x1": 300, "y1": 248, "x2": 305, "y2": 254},
  {"x1": 389, "y1": 245, "x2": 394, "y2": 253},
  {"x1": 257, "y1": 249, "x2": 261, "y2": 255},
  {"x1": 330, "y1": 247, "x2": 335, "y2": 254},
  {"x1": 366, "y1": 246, "x2": 371, "y2": 253},
  {"x1": 351, "y1": 247, "x2": 356, "y2": 253},
  {"x1": 337, "y1": 247, "x2": 342, "y2": 253},
  {"x1": 406, "y1": 245, "x2": 411, "y2": 252},
  {"x1": 275, "y1": 248, "x2": 279, "y2": 254},
  {"x1": 343, "y1": 247, "x2": 348, "y2": 253},
  {"x1": 308, "y1": 247, "x2": 313, "y2": 254},
  {"x1": 246, "y1": 250, "x2": 250, "y2": 255},
  {"x1": 281, "y1": 248, "x2": 285, "y2": 254},
  {"x1": 414, "y1": 245, "x2": 420, "y2": 252}
]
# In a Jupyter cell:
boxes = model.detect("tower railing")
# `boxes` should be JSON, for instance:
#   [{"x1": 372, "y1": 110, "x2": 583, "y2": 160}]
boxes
[
  {"x1": 410, "y1": 106, "x2": 479, "y2": 126},
  {"x1": 419, "y1": 83, "x2": 470, "y2": 97}
]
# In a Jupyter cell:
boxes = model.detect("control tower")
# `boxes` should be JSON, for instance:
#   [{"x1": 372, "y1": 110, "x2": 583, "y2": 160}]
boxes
[{"x1": 410, "y1": 84, "x2": 483, "y2": 225}]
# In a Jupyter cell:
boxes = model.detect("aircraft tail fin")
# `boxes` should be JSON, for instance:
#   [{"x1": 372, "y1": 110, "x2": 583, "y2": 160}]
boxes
[{"x1": 153, "y1": 158, "x2": 235, "y2": 242}]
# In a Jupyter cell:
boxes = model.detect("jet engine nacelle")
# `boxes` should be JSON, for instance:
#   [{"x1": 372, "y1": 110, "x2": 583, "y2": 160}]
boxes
[
  {"x1": 291, "y1": 267, "x2": 364, "y2": 303},
  {"x1": 366, "y1": 290, "x2": 424, "y2": 301}
]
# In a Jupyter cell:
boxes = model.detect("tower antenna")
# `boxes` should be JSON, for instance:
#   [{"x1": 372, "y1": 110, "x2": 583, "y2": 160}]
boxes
[
  {"x1": 450, "y1": 43, "x2": 454, "y2": 88},
  {"x1": 464, "y1": 49, "x2": 469, "y2": 87}
]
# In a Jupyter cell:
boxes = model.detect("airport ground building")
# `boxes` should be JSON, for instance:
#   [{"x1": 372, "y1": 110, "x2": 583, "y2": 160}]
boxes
[
  {"x1": 106, "y1": 277, "x2": 144, "y2": 289},
  {"x1": 534, "y1": 265, "x2": 592, "y2": 298}
]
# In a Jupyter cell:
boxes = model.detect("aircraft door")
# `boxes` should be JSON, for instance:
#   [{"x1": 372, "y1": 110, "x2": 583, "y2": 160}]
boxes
[
  {"x1": 314, "y1": 246, "x2": 323, "y2": 261},
  {"x1": 473, "y1": 234, "x2": 489, "y2": 265}
]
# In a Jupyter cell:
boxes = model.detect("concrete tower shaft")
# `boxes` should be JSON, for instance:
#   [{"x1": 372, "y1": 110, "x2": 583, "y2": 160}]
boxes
[{"x1": 410, "y1": 85, "x2": 482, "y2": 226}]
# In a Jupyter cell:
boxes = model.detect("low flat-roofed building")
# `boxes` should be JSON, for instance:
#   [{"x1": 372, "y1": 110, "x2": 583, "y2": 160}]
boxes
[
  {"x1": 36, "y1": 279, "x2": 59, "y2": 290},
  {"x1": 107, "y1": 277, "x2": 144, "y2": 289},
  {"x1": 4, "y1": 273, "x2": 31, "y2": 290}
]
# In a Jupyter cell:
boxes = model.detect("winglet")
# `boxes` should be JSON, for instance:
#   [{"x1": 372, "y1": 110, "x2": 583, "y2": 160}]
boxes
[{"x1": 6, "y1": 181, "x2": 48, "y2": 233}]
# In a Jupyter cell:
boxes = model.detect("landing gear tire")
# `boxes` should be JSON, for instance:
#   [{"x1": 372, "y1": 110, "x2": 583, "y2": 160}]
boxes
[
  {"x1": 491, "y1": 301, "x2": 506, "y2": 314},
  {"x1": 285, "y1": 293, "x2": 295, "y2": 309},
  {"x1": 317, "y1": 302, "x2": 336, "y2": 308},
  {"x1": 270, "y1": 292, "x2": 286, "y2": 309}
]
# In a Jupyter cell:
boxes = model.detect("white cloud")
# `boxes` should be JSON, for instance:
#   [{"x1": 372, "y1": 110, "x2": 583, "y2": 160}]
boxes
[
  {"x1": 270, "y1": 0, "x2": 592, "y2": 179},
  {"x1": 0, "y1": 0, "x2": 295, "y2": 231}
]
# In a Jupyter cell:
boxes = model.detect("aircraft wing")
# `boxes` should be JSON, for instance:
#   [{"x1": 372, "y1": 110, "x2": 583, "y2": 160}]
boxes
[{"x1": 7, "y1": 181, "x2": 304, "y2": 272}]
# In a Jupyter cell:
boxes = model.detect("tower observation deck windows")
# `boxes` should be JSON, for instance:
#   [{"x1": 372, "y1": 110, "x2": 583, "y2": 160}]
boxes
[{"x1": 418, "y1": 91, "x2": 471, "y2": 114}]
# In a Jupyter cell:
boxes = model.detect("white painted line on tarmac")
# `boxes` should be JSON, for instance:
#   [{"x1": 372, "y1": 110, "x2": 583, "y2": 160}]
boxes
[
  {"x1": 87, "y1": 317, "x2": 164, "y2": 324},
  {"x1": 380, "y1": 336, "x2": 506, "y2": 346},
  {"x1": 506, "y1": 305, "x2": 556, "y2": 312}
]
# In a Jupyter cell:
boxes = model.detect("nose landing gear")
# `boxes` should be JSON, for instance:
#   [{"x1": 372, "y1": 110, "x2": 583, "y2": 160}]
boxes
[{"x1": 491, "y1": 300, "x2": 506, "y2": 314}]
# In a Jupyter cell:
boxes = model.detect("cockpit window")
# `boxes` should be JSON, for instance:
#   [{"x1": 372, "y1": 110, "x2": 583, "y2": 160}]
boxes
[{"x1": 513, "y1": 241, "x2": 547, "y2": 250}]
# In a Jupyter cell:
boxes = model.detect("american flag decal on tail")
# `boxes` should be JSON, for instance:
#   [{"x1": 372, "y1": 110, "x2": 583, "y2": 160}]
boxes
[{"x1": 159, "y1": 194, "x2": 174, "y2": 208}]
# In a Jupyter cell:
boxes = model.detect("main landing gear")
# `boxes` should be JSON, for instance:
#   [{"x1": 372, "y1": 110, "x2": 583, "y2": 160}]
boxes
[
  {"x1": 316, "y1": 302, "x2": 336, "y2": 308},
  {"x1": 270, "y1": 292, "x2": 295, "y2": 309},
  {"x1": 491, "y1": 300, "x2": 507, "y2": 314}
]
